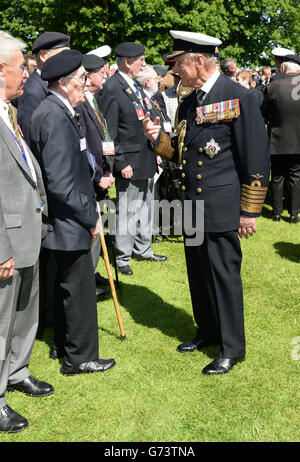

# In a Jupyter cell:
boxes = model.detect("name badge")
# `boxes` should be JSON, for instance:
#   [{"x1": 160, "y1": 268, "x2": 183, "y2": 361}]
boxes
[
  {"x1": 133, "y1": 102, "x2": 145, "y2": 120},
  {"x1": 102, "y1": 141, "x2": 115, "y2": 156},
  {"x1": 80, "y1": 138, "x2": 87, "y2": 151},
  {"x1": 163, "y1": 121, "x2": 172, "y2": 133}
]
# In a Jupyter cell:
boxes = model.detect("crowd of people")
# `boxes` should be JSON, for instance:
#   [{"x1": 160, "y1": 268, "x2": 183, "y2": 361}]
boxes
[{"x1": 0, "y1": 27, "x2": 299, "y2": 433}]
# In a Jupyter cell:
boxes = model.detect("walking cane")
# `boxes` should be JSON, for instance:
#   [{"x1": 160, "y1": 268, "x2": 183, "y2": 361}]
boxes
[{"x1": 97, "y1": 204, "x2": 126, "y2": 340}]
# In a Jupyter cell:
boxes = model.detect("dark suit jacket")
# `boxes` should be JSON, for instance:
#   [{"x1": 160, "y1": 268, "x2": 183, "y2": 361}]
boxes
[
  {"x1": 261, "y1": 73, "x2": 300, "y2": 155},
  {"x1": 98, "y1": 71, "x2": 157, "y2": 180},
  {"x1": 76, "y1": 97, "x2": 111, "y2": 193},
  {"x1": 270, "y1": 70, "x2": 282, "y2": 82},
  {"x1": 17, "y1": 70, "x2": 48, "y2": 146},
  {"x1": 30, "y1": 94, "x2": 98, "y2": 251},
  {"x1": 154, "y1": 74, "x2": 270, "y2": 232}
]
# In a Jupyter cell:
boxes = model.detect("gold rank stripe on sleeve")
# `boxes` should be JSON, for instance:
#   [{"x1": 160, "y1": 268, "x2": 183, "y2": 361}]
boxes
[
  {"x1": 240, "y1": 184, "x2": 268, "y2": 213},
  {"x1": 154, "y1": 131, "x2": 174, "y2": 160}
]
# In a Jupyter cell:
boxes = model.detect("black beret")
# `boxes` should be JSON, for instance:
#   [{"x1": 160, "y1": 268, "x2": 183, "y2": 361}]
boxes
[
  {"x1": 115, "y1": 42, "x2": 145, "y2": 58},
  {"x1": 153, "y1": 65, "x2": 168, "y2": 77},
  {"x1": 41, "y1": 49, "x2": 82, "y2": 81},
  {"x1": 82, "y1": 54, "x2": 105, "y2": 71},
  {"x1": 284, "y1": 54, "x2": 300, "y2": 65},
  {"x1": 32, "y1": 32, "x2": 70, "y2": 54}
]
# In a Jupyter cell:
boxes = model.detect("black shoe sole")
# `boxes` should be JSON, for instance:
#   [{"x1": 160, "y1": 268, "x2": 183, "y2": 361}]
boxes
[
  {"x1": 6, "y1": 386, "x2": 54, "y2": 397},
  {"x1": 0, "y1": 423, "x2": 29, "y2": 433},
  {"x1": 60, "y1": 361, "x2": 116, "y2": 376}
]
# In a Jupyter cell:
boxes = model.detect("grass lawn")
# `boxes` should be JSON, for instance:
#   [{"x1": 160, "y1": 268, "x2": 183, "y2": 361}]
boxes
[{"x1": 1, "y1": 199, "x2": 299, "y2": 443}]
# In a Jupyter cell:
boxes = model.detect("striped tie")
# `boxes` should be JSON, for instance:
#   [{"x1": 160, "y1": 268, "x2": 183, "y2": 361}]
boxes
[
  {"x1": 92, "y1": 97, "x2": 112, "y2": 142},
  {"x1": 8, "y1": 104, "x2": 30, "y2": 169}
]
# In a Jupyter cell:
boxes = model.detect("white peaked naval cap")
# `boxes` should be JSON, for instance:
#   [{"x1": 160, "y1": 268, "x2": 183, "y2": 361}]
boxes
[
  {"x1": 166, "y1": 30, "x2": 222, "y2": 59},
  {"x1": 271, "y1": 46, "x2": 295, "y2": 57},
  {"x1": 88, "y1": 45, "x2": 111, "y2": 59}
]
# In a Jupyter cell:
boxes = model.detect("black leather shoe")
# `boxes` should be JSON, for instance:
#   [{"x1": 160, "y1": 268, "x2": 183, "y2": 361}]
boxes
[
  {"x1": 7, "y1": 375, "x2": 54, "y2": 397},
  {"x1": 49, "y1": 343, "x2": 64, "y2": 360},
  {"x1": 272, "y1": 215, "x2": 281, "y2": 222},
  {"x1": 289, "y1": 215, "x2": 299, "y2": 223},
  {"x1": 133, "y1": 253, "x2": 167, "y2": 262},
  {"x1": 95, "y1": 273, "x2": 111, "y2": 287},
  {"x1": 60, "y1": 358, "x2": 116, "y2": 376},
  {"x1": 0, "y1": 405, "x2": 29, "y2": 433},
  {"x1": 202, "y1": 357, "x2": 237, "y2": 375},
  {"x1": 177, "y1": 338, "x2": 217, "y2": 353},
  {"x1": 118, "y1": 265, "x2": 133, "y2": 275},
  {"x1": 96, "y1": 286, "x2": 109, "y2": 297}
]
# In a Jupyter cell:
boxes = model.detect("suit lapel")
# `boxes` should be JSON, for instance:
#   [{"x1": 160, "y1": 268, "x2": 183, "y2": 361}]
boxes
[
  {"x1": 84, "y1": 98, "x2": 105, "y2": 140},
  {"x1": 0, "y1": 117, "x2": 36, "y2": 185},
  {"x1": 116, "y1": 71, "x2": 142, "y2": 107},
  {"x1": 47, "y1": 94, "x2": 82, "y2": 137}
]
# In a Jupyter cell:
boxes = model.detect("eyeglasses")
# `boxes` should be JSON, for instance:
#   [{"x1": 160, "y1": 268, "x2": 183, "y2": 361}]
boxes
[
  {"x1": 129, "y1": 56, "x2": 145, "y2": 65},
  {"x1": 4, "y1": 63, "x2": 27, "y2": 74},
  {"x1": 66, "y1": 73, "x2": 88, "y2": 83}
]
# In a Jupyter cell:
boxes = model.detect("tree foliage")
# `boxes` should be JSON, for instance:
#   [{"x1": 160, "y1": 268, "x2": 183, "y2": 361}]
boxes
[{"x1": 0, "y1": 0, "x2": 299, "y2": 67}]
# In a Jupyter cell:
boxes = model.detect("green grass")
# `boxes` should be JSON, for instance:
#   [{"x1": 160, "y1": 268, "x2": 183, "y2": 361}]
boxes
[{"x1": 1, "y1": 200, "x2": 299, "y2": 442}]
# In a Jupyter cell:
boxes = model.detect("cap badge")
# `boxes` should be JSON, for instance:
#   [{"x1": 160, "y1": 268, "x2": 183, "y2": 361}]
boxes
[{"x1": 204, "y1": 138, "x2": 220, "y2": 158}]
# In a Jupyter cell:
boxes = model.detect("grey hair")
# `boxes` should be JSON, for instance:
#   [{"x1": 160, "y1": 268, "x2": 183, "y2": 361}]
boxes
[
  {"x1": 187, "y1": 52, "x2": 217, "y2": 68},
  {"x1": 135, "y1": 65, "x2": 157, "y2": 87},
  {"x1": 0, "y1": 30, "x2": 25, "y2": 64},
  {"x1": 281, "y1": 61, "x2": 300, "y2": 73},
  {"x1": 116, "y1": 56, "x2": 126, "y2": 68}
]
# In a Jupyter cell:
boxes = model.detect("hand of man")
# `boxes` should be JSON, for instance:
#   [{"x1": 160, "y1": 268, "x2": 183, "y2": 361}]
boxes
[
  {"x1": 157, "y1": 155, "x2": 163, "y2": 166},
  {"x1": 99, "y1": 171, "x2": 115, "y2": 190},
  {"x1": 121, "y1": 165, "x2": 133, "y2": 179},
  {"x1": 143, "y1": 112, "x2": 161, "y2": 143},
  {"x1": 0, "y1": 257, "x2": 15, "y2": 280},
  {"x1": 90, "y1": 218, "x2": 102, "y2": 244},
  {"x1": 238, "y1": 215, "x2": 257, "y2": 239}
]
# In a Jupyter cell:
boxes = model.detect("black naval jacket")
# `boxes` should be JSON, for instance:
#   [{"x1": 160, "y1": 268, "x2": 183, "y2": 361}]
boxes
[
  {"x1": 99, "y1": 71, "x2": 157, "y2": 180},
  {"x1": 154, "y1": 74, "x2": 270, "y2": 233},
  {"x1": 17, "y1": 70, "x2": 49, "y2": 145},
  {"x1": 30, "y1": 94, "x2": 98, "y2": 251}
]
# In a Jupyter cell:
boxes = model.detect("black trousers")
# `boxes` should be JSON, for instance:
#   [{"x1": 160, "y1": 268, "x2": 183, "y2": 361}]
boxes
[
  {"x1": 50, "y1": 249, "x2": 99, "y2": 364},
  {"x1": 271, "y1": 154, "x2": 300, "y2": 216},
  {"x1": 184, "y1": 231, "x2": 245, "y2": 359}
]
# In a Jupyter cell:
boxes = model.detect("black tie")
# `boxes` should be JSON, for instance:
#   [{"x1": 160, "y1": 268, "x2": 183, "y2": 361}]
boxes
[{"x1": 196, "y1": 90, "x2": 206, "y2": 106}]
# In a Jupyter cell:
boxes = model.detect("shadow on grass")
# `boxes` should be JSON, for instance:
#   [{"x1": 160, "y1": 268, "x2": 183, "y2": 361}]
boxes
[
  {"x1": 274, "y1": 241, "x2": 300, "y2": 263},
  {"x1": 115, "y1": 283, "x2": 197, "y2": 344}
]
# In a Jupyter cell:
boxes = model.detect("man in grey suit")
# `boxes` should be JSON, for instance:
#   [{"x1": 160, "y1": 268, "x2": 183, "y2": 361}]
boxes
[{"x1": 0, "y1": 31, "x2": 54, "y2": 433}]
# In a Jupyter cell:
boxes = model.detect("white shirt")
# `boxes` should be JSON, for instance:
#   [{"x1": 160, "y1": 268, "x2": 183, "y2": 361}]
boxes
[
  {"x1": 0, "y1": 99, "x2": 37, "y2": 182},
  {"x1": 50, "y1": 90, "x2": 75, "y2": 117},
  {"x1": 196, "y1": 69, "x2": 221, "y2": 105},
  {"x1": 85, "y1": 90, "x2": 95, "y2": 109},
  {"x1": 201, "y1": 69, "x2": 221, "y2": 94}
]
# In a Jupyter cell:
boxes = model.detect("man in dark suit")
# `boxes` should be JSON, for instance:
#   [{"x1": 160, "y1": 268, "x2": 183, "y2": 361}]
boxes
[
  {"x1": 77, "y1": 54, "x2": 114, "y2": 295},
  {"x1": 17, "y1": 32, "x2": 70, "y2": 146},
  {"x1": 261, "y1": 55, "x2": 300, "y2": 223},
  {"x1": 0, "y1": 30, "x2": 53, "y2": 433},
  {"x1": 30, "y1": 50, "x2": 116, "y2": 376},
  {"x1": 99, "y1": 42, "x2": 166, "y2": 276},
  {"x1": 143, "y1": 30, "x2": 270, "y2": 375}
]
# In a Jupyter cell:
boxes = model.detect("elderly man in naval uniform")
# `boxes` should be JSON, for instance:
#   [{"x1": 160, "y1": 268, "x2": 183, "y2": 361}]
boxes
[{"x1": 143, "y1": 30, "x2": 270, "y2": 375}]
